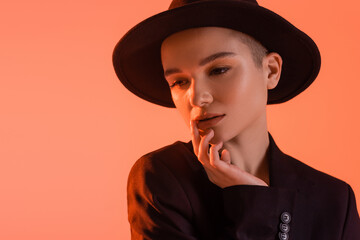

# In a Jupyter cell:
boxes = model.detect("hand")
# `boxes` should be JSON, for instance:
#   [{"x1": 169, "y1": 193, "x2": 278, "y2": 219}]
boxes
[{"x1": 190, "y1": 120, "x2": 268, "y2": 188}]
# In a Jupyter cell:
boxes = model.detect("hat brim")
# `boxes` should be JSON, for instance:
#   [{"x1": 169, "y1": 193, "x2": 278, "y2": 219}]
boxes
[{"x1": 113, "y1": 1, "x2": 321, "y2": 107}]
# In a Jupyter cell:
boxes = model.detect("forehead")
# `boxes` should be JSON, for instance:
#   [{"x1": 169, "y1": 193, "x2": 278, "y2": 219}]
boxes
[{"x1": 161, "y1": 27, "x2": 252, "y2": 65}]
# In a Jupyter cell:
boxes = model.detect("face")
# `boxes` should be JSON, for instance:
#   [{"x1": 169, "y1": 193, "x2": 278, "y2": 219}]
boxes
[{"x1": 161, "y1": 27, "x2": 281, "y2": 144}]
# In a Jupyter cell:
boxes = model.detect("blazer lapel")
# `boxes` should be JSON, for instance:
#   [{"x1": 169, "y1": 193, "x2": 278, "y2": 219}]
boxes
[{"x1": 268, "y1": 132, "x2": 315, "y2": 192}]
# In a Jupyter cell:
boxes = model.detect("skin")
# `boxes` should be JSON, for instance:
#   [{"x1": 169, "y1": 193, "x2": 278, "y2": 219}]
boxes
[{"x1": 160, "y1": 27, "x2": 282, "y2": 188}]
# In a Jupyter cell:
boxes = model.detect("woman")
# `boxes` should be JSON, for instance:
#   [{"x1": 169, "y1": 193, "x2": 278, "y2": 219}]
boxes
[{"x1": 113, "y1": 0, "x2": 360, "y2": 239}]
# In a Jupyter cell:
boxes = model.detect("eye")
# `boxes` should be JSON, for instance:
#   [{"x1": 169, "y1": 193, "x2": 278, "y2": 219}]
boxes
[
  {"x1": 169, "y1": 78, "x2": 189, "y2": 88},
  {"x1": 209, "y1": 67, "x2": 231, "y2": 76}
]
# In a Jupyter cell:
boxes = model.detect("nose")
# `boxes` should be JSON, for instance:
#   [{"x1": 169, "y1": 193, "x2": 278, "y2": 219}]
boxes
[{"x1": 188, "y1": 78, "x2": 213, "y2": 107}]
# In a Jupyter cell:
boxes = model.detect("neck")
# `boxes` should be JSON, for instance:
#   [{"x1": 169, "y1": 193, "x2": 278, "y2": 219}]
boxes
[{"x1": 222, "y1": 112, "x2": 270, "y2": 185}]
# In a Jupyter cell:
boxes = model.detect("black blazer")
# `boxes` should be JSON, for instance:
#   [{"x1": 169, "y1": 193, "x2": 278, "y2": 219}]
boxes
[{"x1": 127, "y1": 133, "x2": 360, "y2": 239}]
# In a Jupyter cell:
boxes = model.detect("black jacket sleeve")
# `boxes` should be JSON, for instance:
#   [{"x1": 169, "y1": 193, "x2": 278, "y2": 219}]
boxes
[
  {"x1": 222, "y1": 185, "x2": 296, "y2": 239},
  {"x1": 127, "y1": 156, "x2": 197, "y2": 240},
  {"x1": 341, "y1": 184, "x2": 360, "y2": 240},
  {"x1": 127, "y1": 155, "x2": 296, "y2": 240}
]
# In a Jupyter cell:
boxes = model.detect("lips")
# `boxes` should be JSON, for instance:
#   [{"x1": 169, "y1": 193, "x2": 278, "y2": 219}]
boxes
[{"x1": 196, "y1": 114, "x2": 225, "y2": 130}]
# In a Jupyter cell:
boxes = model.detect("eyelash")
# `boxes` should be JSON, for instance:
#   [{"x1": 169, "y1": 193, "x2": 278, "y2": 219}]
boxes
[
  {"x1": 169, "y1": 79, "x2": 188, "y2": 88},
  {"x1": 169, "y1": 66, "x2": 231, "y2": 88},
  {"x1": 209, "y1": 66, "x2": 231, "y2": 76}
]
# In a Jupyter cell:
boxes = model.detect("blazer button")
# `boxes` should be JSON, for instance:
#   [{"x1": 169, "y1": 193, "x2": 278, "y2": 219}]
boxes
[
  {"x1": 279, "y1": 223, "x2": 290, "y2": 233},
  {"x1": 278, "y1": 232, "x2": 289, "y2": 240},
  {"x1": 281, "y1": 212, "x2": 291, "y2": 224}
]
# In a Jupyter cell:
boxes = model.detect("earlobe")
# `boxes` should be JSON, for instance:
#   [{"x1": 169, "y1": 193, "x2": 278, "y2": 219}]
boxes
[{"x1": 264, "y1": 52, "x2": 282, "y2": 90}]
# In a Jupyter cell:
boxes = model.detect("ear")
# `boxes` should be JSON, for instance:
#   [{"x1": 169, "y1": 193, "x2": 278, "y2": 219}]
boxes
[{"x1": 263, "y1": 52, "x2": 282, "y2": 90}]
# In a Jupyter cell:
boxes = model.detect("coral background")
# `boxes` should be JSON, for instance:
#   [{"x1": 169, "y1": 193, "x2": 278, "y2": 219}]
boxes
[{"x1": 0, "y1": 0, "x2": 359, "y2": 239}]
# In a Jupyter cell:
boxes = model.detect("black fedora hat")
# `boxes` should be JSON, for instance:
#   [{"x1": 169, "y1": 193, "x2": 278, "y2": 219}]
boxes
[{"x1": 113, "y1": 0, "x2": 321, "y2": 108}]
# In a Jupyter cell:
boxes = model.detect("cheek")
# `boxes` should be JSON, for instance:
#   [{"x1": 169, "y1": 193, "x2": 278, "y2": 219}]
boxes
[
  {"x1": 214, "y1": 69, "x2": 249, "y2": 103},
  {"x1": 215, "y1": 68, "x2": 267, "y2": 112},
  {"x1": 172, "y1": 93, "x2": 191, "y2": 125}
]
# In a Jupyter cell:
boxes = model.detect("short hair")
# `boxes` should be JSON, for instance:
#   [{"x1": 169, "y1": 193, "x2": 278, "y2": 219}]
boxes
[{"x1": 236, "y1": 32, "x2": 269, "y2": 68}]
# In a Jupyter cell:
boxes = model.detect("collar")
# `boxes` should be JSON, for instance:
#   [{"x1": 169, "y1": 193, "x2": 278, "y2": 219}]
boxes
[
  {"x1": 268, "y1": 132, "x2": 299, "y2": 188},
  {"x1": 183, "y1": 132, "x2": 313, "y2": 190}
]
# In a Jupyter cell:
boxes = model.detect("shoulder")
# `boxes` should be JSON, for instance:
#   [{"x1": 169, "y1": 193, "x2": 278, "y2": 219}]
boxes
[
  {"x1": 140, "y1": 140, "x2": 191, "y2": 162},
  {"x1": 126, "y1": 142, "x2": 197, "y2": 232},
  {"x1": 288, "y1": 155, "x2": 360, "y2": 235},
  {"x1": 285, "y1": 153, "x2": 352, "y2": 201},
  {"x1": 294, "y1": 155, "x2": 347, "y2": 186},
  {"x1": 129, "y1": 141, "x2": 196, "y2": 174},
  {"x1": 269, "y1": 133, "x2": 350, "y2": 195},
  {"x1": 127, "y1": 141, "x2": 191, "y2": 195},
  {"x1": 269, "y1": 132, "x2": 350, "y2": 196},
  {"x1": 127, "y1": 141, "x2": 200, "y2": 188}
]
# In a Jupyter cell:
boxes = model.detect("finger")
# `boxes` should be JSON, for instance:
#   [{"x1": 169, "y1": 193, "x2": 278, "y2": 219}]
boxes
[
  {"x1": 209, "y1": 141, "x2": 223, "y2": 167},
  {"x1": 220, "y1": 149, "x2": 231, "y2": 165},
  {"x1": 198, "y1": 129, "x2": 214, "y2": 164},
  {"x1": 190, "y1": 120, "x2": 200, "y2": 156}
]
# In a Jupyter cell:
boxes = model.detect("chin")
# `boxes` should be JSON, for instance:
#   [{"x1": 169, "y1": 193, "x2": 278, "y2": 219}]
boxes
[{"x1": 209, "y1": 130, "x2": 225, "y2": 145}]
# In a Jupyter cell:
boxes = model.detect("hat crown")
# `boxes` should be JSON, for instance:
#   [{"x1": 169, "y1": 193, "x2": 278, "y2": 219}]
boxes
[
  {"x1": 113, "y1": 0, "x2": 321, "y2": 107},
  {"x1": 169, "y1": 0, "x2": 258, "y2": 10}
]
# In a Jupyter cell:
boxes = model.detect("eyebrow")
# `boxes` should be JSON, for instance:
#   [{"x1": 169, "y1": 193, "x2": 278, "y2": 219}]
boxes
[{"x1": 164, "y1": 51, "x2": 236, "y2": 77}]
